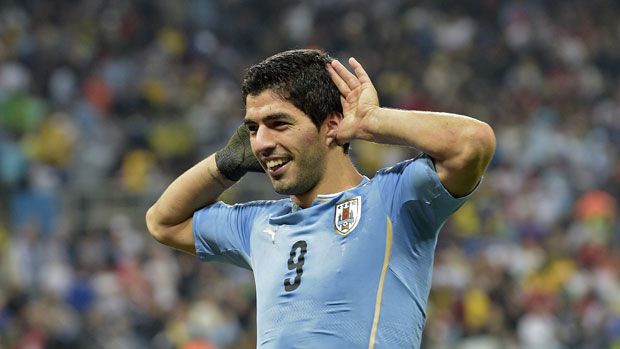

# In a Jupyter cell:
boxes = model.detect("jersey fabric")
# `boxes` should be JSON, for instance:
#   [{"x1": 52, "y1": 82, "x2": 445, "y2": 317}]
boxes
[{"x1": 193, "y1": 154, "x2": 475, "y2": 348}]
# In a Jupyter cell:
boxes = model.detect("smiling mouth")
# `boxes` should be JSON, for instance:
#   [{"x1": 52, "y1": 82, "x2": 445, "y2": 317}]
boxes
[{"x1": 266, "y1": 158, "x2": 290, "y2": 172}]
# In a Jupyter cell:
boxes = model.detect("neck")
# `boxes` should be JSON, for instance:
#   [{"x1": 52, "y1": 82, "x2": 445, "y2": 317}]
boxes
[{"x1": 291, "y1": 151, "x2": 362, "y2": 208}]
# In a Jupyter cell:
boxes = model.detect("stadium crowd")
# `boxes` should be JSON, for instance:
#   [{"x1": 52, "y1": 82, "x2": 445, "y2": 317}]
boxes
[{"x1": 1, "y1": 0, "x2": 619, "y2": 348}]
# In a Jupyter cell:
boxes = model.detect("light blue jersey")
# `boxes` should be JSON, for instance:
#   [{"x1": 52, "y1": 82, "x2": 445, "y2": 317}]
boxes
[{"x1": 193, "y1": 155, "x2": 474, "y2": 348}]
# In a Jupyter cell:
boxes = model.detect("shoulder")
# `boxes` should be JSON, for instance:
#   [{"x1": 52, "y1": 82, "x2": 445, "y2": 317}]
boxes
[
  {"x1": 195, "y1": 198, "x2": 290, "y2": 222},
  {"x1": 373, "y1": 153, "x2": 432, "y2": 179},
  {"x1": 227, "y1": 198, "x2": 289, "y2": 209},
  {"x1": 366, "y1": 153, "x2": 445, "y2": 209},
  {"x1": 194, "y1": 198, "x2": 290, "y2": 236}
]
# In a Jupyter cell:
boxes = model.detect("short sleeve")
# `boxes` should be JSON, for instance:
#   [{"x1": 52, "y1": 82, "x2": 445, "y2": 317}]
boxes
[
  {"x1": 374, "y1": 154, "x2": 478, "y2": 238},
  {"x1": 193, "y1": 201, "x2": 263, "y2": 270}
]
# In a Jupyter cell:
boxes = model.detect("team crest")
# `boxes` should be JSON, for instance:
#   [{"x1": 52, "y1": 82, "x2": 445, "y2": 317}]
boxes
[{"x1": 334, "y1": 196, "x2": 362, "y2": 236}]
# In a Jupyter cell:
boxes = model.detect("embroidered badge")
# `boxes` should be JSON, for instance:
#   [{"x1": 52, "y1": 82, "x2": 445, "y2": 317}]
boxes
[{"x1": 334, "y1": 196, "x2": 361, "y2": 236}]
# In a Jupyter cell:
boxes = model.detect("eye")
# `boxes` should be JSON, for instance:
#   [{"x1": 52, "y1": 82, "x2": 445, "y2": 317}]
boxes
[
  {"x1": 246, "y1": 124, "x2": 258, "y2": 135},
  {"x1": 273, "y1": 121, "x2": 288, "y2": 129}
]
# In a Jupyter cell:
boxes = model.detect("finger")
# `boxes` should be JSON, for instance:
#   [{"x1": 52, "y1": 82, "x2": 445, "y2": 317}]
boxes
[
  {"x1": 326, "y1": 63, "x2": 351, "y2": 95},
  {"x1": 348, "y1": 57, "x2": 372, "y2": 84},
  {"x1": 330, "y1": 59, "x2": 360, "y2": 89}
]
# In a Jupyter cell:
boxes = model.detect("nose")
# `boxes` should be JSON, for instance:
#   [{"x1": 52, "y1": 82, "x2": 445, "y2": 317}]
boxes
[{"x1": 251, "y1": 125, "x2": 277, "y2": 156}]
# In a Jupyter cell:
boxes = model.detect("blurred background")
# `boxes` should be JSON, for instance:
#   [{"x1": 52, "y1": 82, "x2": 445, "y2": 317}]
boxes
[{"x1": 1, "y1": 0, "x2": 619, "y2": 348}]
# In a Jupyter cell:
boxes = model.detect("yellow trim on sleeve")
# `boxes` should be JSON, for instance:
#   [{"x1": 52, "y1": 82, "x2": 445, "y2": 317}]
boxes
[{"x1": 368, "y1": 217, "x2": 393, "y2": 349}]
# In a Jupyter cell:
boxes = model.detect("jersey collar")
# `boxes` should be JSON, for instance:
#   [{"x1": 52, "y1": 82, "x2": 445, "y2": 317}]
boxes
[{"x1": 290, "y1": 176, "x2": 370, "y2": 212}]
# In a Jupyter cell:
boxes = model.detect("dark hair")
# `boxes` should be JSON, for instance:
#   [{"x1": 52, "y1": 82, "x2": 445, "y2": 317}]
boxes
[{"x1": 241, "y1": 49, "x2": 343, "y2": 130}]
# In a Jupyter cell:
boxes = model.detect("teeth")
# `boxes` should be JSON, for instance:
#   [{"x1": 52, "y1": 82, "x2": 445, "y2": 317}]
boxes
[{"x1": 266, "y1": 159, "x2": 287, "y2": 169}]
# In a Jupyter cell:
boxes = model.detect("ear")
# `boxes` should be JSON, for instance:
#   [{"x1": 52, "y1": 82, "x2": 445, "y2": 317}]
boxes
[{"x1": 322, "y1": 112, "x2": 343, "y2": 147}]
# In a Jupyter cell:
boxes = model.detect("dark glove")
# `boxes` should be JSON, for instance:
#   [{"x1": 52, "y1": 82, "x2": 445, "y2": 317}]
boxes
[{"x1": 215, "y1": 124, "x2": 264, "y2": 181}]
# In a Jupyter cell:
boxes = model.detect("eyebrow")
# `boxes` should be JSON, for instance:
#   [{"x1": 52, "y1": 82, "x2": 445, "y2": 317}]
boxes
[{"x1": 244, "y1": 113, "x2": 293, "y2": 125}]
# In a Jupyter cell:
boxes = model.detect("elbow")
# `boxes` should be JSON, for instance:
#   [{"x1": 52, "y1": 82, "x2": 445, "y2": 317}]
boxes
[
  {"x1": 437, "y1": 121, "x2": 495, "y2": 197},
  {"x1": 456, "y1": 121, "x2": 496, "y2": 173},
  {"x1": 472, "y1": 121, "x2": 496, "y2": 169},
  {"x1": 145, "y1": 205, "x2": 195, "y2": 254},
  {"x1": 145, "y1": 205, "x2": 169, "y2": 244}
]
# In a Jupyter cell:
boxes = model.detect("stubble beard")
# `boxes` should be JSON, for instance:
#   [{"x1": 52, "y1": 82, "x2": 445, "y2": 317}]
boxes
[{"x1": 271, "y1": 147, "x2": 325, "y2": 196}]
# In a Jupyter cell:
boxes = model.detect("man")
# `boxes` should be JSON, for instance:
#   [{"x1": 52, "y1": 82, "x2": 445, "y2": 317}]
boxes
[{"x1": 146, "y1": 49, "x2": 495, "y2": 348}]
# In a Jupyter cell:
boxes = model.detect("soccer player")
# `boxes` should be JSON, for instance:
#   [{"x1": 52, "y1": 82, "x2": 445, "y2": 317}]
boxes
[{"x1": 146, "y1": 49, "x2": 495, "y2": 348}]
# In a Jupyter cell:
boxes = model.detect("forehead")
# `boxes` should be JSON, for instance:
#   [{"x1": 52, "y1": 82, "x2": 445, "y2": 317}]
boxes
[{"x1": 244, "y1": 90, "x2": 307, "y2": 122}]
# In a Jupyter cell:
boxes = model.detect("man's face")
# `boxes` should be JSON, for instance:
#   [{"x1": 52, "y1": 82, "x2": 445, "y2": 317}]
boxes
[{"x1": 244, "y1": 90, "x2": 328, "y2": 195}]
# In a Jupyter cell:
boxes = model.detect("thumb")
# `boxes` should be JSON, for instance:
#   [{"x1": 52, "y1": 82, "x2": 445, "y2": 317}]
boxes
[{"x1": 340, "y1": 95, "x2": 350, "y2": 112}]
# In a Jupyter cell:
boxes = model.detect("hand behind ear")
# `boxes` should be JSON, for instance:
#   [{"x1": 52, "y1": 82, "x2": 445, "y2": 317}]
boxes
[{"x1": 327, "y1": 57, "x2": 379, "y2": 144}]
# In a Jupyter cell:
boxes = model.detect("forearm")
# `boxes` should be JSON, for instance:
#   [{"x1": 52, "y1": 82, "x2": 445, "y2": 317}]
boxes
[
  {"x1": 362, "y1": 108, "x2": 491, "y2": 160},
  {"x1": 147, "y1": 154, "x2": 234, "y2": 229}
]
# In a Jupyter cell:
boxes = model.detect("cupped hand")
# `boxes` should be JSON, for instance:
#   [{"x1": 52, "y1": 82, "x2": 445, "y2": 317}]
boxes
[{"x1": 327, "y1": 57, "x2": 379, "y2": 144}]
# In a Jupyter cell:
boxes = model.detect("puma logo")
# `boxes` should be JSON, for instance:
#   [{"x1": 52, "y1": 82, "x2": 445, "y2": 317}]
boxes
[{"x1": 263, "y1": 226, "x2": 276, "y2": 243}]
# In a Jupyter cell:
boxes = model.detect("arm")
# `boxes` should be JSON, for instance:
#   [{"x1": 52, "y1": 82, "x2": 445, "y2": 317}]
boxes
[
  {"x1": 146, "y1": 154, "x2": 234, "y2": 254},
  {"x1": 358, "y1": 108, "x2": 495, "y2": 198},
  {"x1": 327, "y1": 58, "x2": 496, "y2": 198},
  {"x1": 146, "y1": 125, "x2": 263, "y2": 254}
]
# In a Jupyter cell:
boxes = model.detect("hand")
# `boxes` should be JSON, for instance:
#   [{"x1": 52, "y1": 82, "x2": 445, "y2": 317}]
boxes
[
  {"x1": 327, "y1": 57, "x2": 380, "y2": 144},
  {"x1": 215, "y1": 124, "x2": 264, "y2": 181}
]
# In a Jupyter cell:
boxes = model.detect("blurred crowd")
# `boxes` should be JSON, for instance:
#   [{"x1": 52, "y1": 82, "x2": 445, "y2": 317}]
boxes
[{"x1": 1, "y1": 0, "x2": 619, "y2": 348}]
